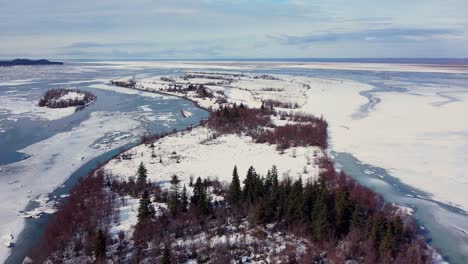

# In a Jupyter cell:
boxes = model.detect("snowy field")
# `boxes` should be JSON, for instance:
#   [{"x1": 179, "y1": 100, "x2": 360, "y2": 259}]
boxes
[{"x1": 104, "y1": 126, "x2": 322, "y2": 187}]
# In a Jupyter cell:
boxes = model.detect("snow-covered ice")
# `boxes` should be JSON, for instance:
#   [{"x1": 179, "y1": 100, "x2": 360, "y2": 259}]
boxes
[
  {"x1": 0, "y1": 93, "x2": 77, "y2": 121},
  {"x1": 0, "y1": 111, "x2": 143, "y2": 261}
]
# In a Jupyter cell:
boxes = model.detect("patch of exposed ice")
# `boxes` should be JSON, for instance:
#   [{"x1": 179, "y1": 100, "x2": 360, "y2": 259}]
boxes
[{"x1": 138, "y1": 105, "x2": 153, "y2": 112}]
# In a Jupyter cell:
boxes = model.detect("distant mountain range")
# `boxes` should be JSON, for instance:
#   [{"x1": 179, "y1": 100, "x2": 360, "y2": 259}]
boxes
[{"x1": 0, "y1": 59, "x2": 63, "y2": 67}]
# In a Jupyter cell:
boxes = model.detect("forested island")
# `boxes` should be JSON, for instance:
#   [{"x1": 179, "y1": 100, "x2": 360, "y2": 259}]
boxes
[
  {"x1": 0, "y1": 59, "x2": 63, "y2": 67},
  {"x1": 39, "y1": 88, "x2": 96, "y2": 109}
]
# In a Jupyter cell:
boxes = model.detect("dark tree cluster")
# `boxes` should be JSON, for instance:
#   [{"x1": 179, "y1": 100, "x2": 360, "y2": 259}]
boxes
[
  {"x1": 278, "y1": 110, "x2": 324, "y2": 123},
  {"x1": 160, "y1": 77, "x2": 176, "y2": 82},
  {"x1": 263, "y1": 99, "x2": 300, "y2": 109},
  {"x1": 130, "y1": 175, "x2": 215, "y2": 263},
  {"x1": 29, "y1": 170, "x2": 113, "y2": 263},
  {"x1": 255, "y1": 123, "x2": 328, "y2": 149},
  {"x1": 166, "y1": 83, "x2": 214, "y2": 99},
  {"x1": 208, "y1": 104, "x2": 328, "y2": 149},
  {"x1": 110, "y1": 79, "x2": 136, "y2": 88},
  {"x1": 38, "y1": 88, "x2": 96, "y2": 108},
  {"x1": 226, "y1": 164, "x2": 429, "y2": 264},
  {"x1": 207, "y1": 103, "x2": 273, "y2": 134},
  {"x1": 253, "y1": 74, "x2": 280, "y2": 80}
]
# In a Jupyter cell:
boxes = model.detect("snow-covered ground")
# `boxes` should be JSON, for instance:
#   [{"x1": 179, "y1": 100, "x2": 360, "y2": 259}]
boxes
[
  {"x1": 55, "y1": 91, "x2": 85, "y2": 102},
  {"x1": 105, "y1": 126, "x2": 322, "y2": 186},
  {"x1": 0, "y1": 93, "x2": 77, "y2": 121},
  {"x1": 104, "y1": 73, "x2": 326, "y2": 189},
  {"x1": 112, "y1": 68, "x2": 468, "y2": 212}
]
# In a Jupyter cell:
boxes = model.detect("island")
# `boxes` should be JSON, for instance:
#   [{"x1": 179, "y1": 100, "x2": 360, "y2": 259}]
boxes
[
  {"x1": 0, "y1": 59, "x2": 63, "y2": 67},
  {"x1": 38, "y1": 88, "x2": 96, "y2": 109}
]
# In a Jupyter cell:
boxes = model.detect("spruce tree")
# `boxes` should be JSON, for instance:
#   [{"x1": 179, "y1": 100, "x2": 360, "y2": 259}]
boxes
[
  {"x1": 168, "y1": 175, "x2": 181, "y2": 215},
  {"x1": 334, "y1": 187, "x2": 352, "y2": 237},
  {"x1": 95, "y1": 229, "x2": 106, "y2": 261},
  {"x1": 137, "y1": 162, "x2": 148, "y2": 185},
  {"x1": 278, "y1": 177, "x2": 292, "y2": 220},
  {"x1": 191, "y1": 177, "x2": 210, "y2": 215},
  {"x1": 286, "y1": 177, "x2": 304, "y2": 223},
  {"x1": 181, "y1": 184, "x2": 188, "y2": 212},
  {"x1": 368, "y1": 212, "x2": 386, "y2": 247},
  {"x1": 302, "y1": 180, "x2": 317, "y2": 223},
  {"x1": 228, "y1": 166, "x2": 242, "y2": 207},
  {"x1": 312, "y1": 183, "x2": 330, "y2": 241},
  {"x1": 380, "y1": 224, "x2": 396, "y2": 257},
  {"x1": 138, "y1": 190, "x2": 155, "y2": 221},
  {"x1": 350, "y1": 203, "x2": 366, "y2": 230},
  {"x1": 243, "y1": 166, "x2": 258, "y2": 203},
  {"x1": 262, "y1": 166, "x2": 280, "y2": 221},
  {"x1": 161, "y1": 243, "x2": 171, "y2": 264}
]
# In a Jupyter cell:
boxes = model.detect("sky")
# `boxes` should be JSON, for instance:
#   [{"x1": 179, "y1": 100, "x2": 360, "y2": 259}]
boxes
[{"x1": 1, "y1": 0, "x2": 468, "y2": 59}]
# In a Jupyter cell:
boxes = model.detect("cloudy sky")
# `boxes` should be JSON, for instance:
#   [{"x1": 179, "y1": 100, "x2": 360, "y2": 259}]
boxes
[{"x1": 1, "y1": 0, "x2": 467, "y2": 59}]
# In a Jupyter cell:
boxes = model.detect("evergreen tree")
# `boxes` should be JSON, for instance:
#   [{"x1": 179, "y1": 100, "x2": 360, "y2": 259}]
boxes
[
  {"x1": 278, "y1": 177, "x2": 292, "y2": 220},
  {"x1": 350, "y1": 203, "x2": 366, "y2": 230},
  {"x1": 334, "y1": 187, "x2": 352, "y2": 237},
  {"x1": 286, "y1": 177, "x2": 304, "y2": 223},
  {"x1": 138, "y1": 190, "x2": 155, "y2": 221},
  {"x1": 191, "y1": 177, "x2": 210, "y2": 215},
  {"x1": 368, "y1": 212, "x2": 386, "y2": 248},
  {"x1": 137, "y1": 162, "x2": 148, "y2": 185},
  {"x1": 95, "y1": 229, "x2": 106, "y2": 261},
  {"x1": 392, "y1": 216, "x2": 404, "y2": 242},
  {"x1": 243, "y1": 166, "x2": 259, "y2": 203},
  {"x1": 228, "y1": 166, "x2": 242, "y2": 207},
  {"x1": 380, "y1": 224, "x2": 396, "y2": 257},
  {"x1": 312, "y1": 181, "x2": 330, "y2": 241},
  {"x1": 161, "y1": 243, "x2": 171, "y2": 264},
  {"x1": 270, "y1": 165, "x2": 279, "y2": 191},
  {"x1": 262, "y1": 166, "x2": 280, "y2": 222},
  {"x1": 264, "y1": 169, "x2": 273, "y2": 193},
  {"x1": 168, "y1": 175, "x2": 181, "y2": 215},
  {"x1": 302, "y1": 180, "x2": 317, "y2": 224},
  {"x1": 181, "y1": 184, "x2": 188, "y2": 212}
]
